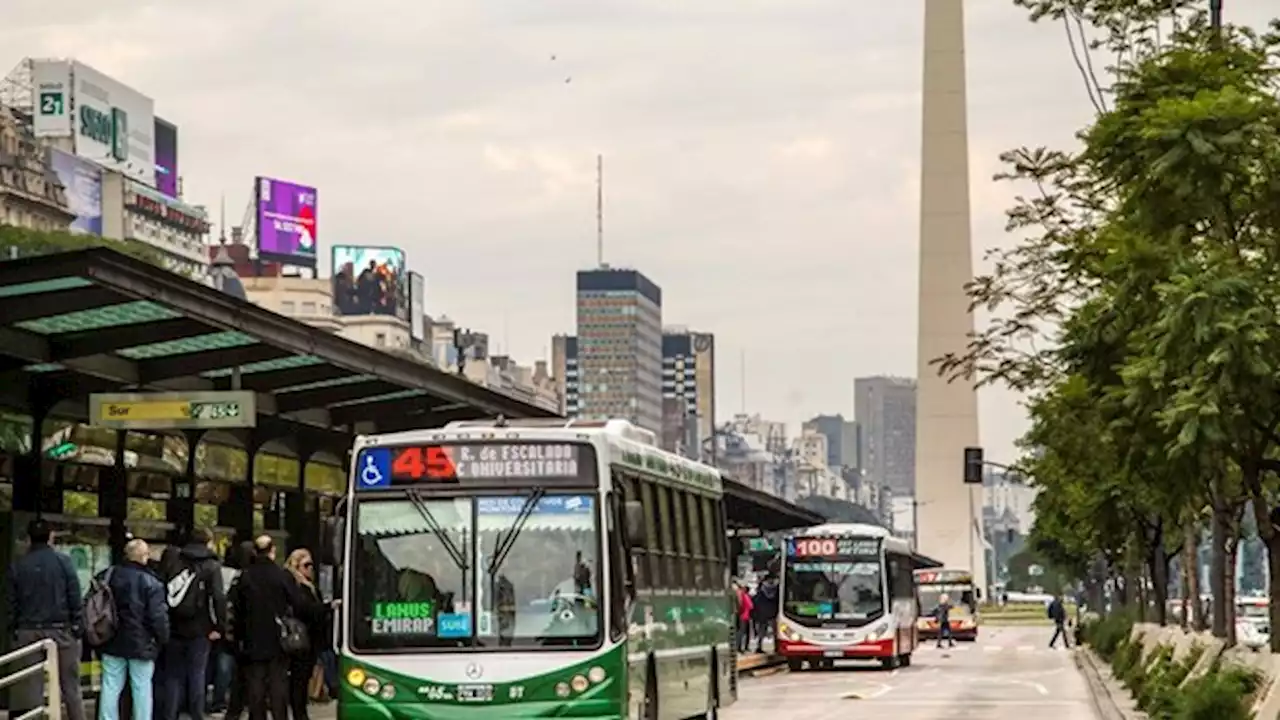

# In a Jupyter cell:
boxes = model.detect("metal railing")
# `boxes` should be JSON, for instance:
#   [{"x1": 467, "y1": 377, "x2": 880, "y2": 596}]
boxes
[{"x1": 0, "y1": 639, "x2": 61, "y2": 719}]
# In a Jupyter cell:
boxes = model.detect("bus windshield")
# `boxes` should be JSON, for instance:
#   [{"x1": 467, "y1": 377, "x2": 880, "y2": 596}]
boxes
[
  {"x1": 783, "y1": 542, "x2": 884, "y2": 628},
  {"x1": 918, "y1": 585, "x2": 976, "y2": 616},
  {"x1": 477, "y1": 494, "x2": 601, "y2": 648},
  {"x1": 349, "y1": 493, "x2": 602, "y2": 652}
]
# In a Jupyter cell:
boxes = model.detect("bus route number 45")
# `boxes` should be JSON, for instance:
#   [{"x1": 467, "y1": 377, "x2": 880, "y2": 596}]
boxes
[{"x1": 392, "y1": 446, "x2": 457, "y2": 480}]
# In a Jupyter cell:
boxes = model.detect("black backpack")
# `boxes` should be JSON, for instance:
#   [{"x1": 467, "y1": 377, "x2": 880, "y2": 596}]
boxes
[
  {"x1": 167, "y1": 560, "x2": 209, "y2": 621},
  {"x1": 84, "y1": 568, "x2": 118, "y2": 648}
]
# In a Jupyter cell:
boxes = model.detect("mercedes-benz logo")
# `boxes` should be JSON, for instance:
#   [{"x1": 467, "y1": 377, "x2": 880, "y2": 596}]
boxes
[{"x1": 465, "y1": 663, "x2": 483, "y2": 680}]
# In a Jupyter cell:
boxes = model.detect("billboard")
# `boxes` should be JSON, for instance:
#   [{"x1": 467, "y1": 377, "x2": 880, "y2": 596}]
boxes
[
  {"x1": 66, "y1": 61, "x2": 155, "y2": 182},
  {"x1": 154, "y1": 117, "x2": 179, "y2": 197},
  {"x1": 47, "y1": 148, "x2": 103, "y2": 236},
  {"x1": 409, "y1": 271, "x2": 425, "y2": 341},
  {"x1": 31, "y1": 60, "x2": 72, "y2": 137},
  {"x1": 255, "y1": 176, "x2": 318, "y2": 266},
  {"x1": 332, "y1": 246, "x2": 408, "y2": 320}
]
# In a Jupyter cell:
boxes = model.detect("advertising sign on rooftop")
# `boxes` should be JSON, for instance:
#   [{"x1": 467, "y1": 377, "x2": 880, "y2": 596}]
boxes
[
  {"x1": 154, "y1": 117, "x2": 179, "y2": 198},
  {"x1": 31, "y1": 60, "x2": 72, "y2": 138},
  {"x1": 409, "y1": 271, "x2": 425, "y2": 341},
  {"x1": 255, "y1": 176, "x2": 318, "y2": 266},
  {"x1": 332, "y1": 245, "x2": 407, "y2": 320},
  {"x1": 47, "y1": 148, "x2": 102, "y2": 236}
]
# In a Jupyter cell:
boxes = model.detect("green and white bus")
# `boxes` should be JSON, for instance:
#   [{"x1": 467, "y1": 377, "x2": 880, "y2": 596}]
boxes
[{"x1": 327, "y1": 418, "x2": 736, "y2": 719}]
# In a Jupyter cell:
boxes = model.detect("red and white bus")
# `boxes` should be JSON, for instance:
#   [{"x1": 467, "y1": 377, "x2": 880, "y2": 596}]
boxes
[
  {"x1": 775, "y1": 523, "x2": 922, "y2": 671},
  {"x1": 915, "y1": 568, "x2": 980, "y2": 641}
]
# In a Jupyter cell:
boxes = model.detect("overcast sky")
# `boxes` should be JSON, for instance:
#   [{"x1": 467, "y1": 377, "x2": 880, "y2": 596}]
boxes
[{"x1": 2, "y1": 1, "x2": 1273, "y2": 464}]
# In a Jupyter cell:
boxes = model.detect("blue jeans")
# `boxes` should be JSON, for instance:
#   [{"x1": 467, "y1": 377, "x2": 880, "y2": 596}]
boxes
[
  {"x1": 162, "y1": 636, "x2": 211, "y2": 720},
  {"x1": 99, "y1": 655, "x2": 154, "y2": 720},
  {"x1": 209, "y1": 645, "x2": 235, "y2": 710},
  {"x1": 319, "y1": 649, "x2": 338, "y2": 695}
]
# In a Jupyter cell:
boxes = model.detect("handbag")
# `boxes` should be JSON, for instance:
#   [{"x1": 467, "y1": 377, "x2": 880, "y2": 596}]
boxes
[{"x1": 278, "y1": 608, "x2": 310, "y2": 655}]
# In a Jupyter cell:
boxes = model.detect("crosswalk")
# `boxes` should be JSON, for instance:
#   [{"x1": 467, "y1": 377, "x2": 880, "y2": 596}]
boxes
[{"x1": 921, "y1": 643, "x2": 1072, "y2": 655}]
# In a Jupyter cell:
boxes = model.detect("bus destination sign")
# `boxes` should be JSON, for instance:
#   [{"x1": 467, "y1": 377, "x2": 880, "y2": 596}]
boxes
[
  {"x1": 787, "y1": 536, "x2": 880, "y2": 557},
  {"x1": 354, "y1": 442, "x2": 591, "y2": 490}
]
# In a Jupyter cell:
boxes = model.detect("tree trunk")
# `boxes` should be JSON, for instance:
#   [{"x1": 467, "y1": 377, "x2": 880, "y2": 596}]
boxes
[
  {"x1": 1225, "y1": 537, "x2": 1238, "y2": 646},
  {"x1": 1267, "y1": 534, "x2": 1280, "y2": 653},
  {"x1": 1211, "y1": 502, "x2": 1230, "y2": 638},
  {"x1": 1148, "y1": 519, "x2": 1169, "y2": 625},
  {"x1": 1185, "y1": 519, "x2": 1204, "y2": 631}
]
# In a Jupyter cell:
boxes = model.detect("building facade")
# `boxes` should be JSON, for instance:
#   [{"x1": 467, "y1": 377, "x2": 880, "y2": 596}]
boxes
[
  {"x1": 0, "y1": 107, "x2": 75, "y2": 232},
  {"x1": 660, "y1": 328, "x2": 715, "y2": 457},
  {"x1": 802, "y1": 413, "x2": 859, "y2": 473},
  {"x1": 854, "y1": 376, "x2": 917, "y2": 496},
  {"x1": 104, "y1": 173, "x2": 209, "y2": 278},
  {"x1": 573, "y1": 268, "x2": 663, "y2": 433}
]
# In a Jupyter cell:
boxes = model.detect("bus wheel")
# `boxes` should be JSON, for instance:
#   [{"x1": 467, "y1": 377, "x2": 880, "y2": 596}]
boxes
[
  {"x1": 880, "y1": 655, "x2": 900, "y2": 670},
  {"x1": 643, "y1": 660, "x2": 659, "y2": 720},
  {"x1": 898, "y1": 653, "x2": 912, "y2": 668},
  {"x1": 786, "y1": 659, "x2": 803, "y2": 672}
]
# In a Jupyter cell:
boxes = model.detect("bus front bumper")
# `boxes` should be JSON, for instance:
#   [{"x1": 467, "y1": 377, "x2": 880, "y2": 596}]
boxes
[{"x1": 777, "y1": 637, "x2": 896, "y2": 659}]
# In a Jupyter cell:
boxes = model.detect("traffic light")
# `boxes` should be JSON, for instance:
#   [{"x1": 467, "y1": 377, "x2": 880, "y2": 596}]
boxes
[{"x1": 963, "y1": 447, "x2": 984, "y2": 484}]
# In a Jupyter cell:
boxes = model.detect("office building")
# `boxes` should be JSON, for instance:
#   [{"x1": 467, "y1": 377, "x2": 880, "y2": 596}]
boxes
[
  {"x1": 802, "y1": 414, "x2": 859, "y2": 472},
  {"x1": 572, "y1": 268, "x2": 663, "y2": 433},
  {"x1": 660, "y1": 328, "x2": 716, "y2": 457},
  {"x1": 854, "y1": 376, "x2": 917, "y2": 495}
]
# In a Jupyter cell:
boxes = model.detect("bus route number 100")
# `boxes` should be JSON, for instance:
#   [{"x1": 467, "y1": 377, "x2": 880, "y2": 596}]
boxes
[{"x1": 795, "y1": 538, "x2": 838, "y2": 556}]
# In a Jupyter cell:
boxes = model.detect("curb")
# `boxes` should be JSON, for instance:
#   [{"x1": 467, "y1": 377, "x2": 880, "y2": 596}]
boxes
[
  {"x1": 736, "y1": 653, "x2": 784, "y2": 675},
  {"x1": 1074, "y1": 647, "x2": 1146, "y2": 720}
]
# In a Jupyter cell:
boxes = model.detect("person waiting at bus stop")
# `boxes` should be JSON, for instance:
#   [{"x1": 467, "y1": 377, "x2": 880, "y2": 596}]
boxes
[{"x1": 933, "y1": 594, "x2": 956, "y2": 648}]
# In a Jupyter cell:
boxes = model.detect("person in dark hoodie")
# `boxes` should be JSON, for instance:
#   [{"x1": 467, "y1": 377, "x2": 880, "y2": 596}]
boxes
[
  {"x1": 752, "y1": 574, "x2": 780, "y2": 653},
  {"x1": 161, "y1": 528, "x2": 227, "y2": 720},
  {"x1": 232, "y1": 535, "x2": 304, "y2": 720},
  {"x1": 99, "y1": 538, "x2": 170, "y2": 720}
]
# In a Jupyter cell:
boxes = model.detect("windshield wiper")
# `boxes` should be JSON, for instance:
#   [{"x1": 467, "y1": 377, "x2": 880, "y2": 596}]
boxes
[
  {"x1": 405, "y1": 487, "x2": 468, "y2": 573},
  {"x1": 488, "y1": 487, "x2": 546, "y2": 577}
]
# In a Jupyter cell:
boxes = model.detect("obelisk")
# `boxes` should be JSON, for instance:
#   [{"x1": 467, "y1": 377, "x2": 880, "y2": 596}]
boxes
[{"x1": 914, "y1": 0, "x2": 985, "y2": 593}]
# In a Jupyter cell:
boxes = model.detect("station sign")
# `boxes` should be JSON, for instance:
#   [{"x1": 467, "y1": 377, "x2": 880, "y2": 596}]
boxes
[{"x1": 89, "y1": 391, "x2": 256, "y2": 430}]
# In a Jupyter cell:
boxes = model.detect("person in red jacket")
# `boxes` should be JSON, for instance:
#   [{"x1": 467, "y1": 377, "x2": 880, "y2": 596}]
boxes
[{"x1": 734, "y1": 581, "x2": 754, "y2": 653}]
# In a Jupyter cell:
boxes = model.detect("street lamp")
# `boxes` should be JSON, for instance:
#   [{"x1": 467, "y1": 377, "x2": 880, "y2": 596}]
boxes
[{"x1": 1210, "y1": 0, "x2": 1223, "y2": 32}]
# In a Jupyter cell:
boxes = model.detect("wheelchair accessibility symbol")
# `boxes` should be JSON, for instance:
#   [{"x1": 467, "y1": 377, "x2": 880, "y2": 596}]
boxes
[{"x1": 357, "y1": 448, "x2": 390, "y2": 489}]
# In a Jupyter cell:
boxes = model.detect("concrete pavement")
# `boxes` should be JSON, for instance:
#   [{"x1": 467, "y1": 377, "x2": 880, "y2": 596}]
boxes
[{"x1": 722, "y1": 625, "x2": 1098, "y2": 719}]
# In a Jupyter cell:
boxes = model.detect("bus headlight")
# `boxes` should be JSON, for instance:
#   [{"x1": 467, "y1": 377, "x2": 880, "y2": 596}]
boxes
[
  {"x1": 362, "y1": 677, "x2": 381, "y2": 696},
  {"x1": 555, "y1": 682, "x2": 571, "y2": 698},
  {"x1": 588, "y1": 666, "x2": 607, "y2": 684},
  {"x1": 346, "y1": 668, "x2": 366, "y2": 687},
  {"x1": 777, "y1": 622, "x2": 801, "y2": 641},
  {"x1": 571, "y1": 675, "x2": 590, "y2": 693},
  {"x1": 379, "y1": 683, "x2": 396, "y2": 700}
]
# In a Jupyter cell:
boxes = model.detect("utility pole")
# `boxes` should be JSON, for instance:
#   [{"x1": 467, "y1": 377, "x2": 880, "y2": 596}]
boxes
[{"x1": 596, "y1": 154, "x2": 604, "y2": 267}]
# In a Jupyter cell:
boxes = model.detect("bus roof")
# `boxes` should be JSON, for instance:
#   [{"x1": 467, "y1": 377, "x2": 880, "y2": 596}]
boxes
[{"x1": 358, "y1": 417, "x2": 723, "y2": 494}]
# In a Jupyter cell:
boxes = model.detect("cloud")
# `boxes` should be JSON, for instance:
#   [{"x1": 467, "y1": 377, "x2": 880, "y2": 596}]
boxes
[{"x1": 3, "y1": 0, "x2": 1274, "y2": 463}]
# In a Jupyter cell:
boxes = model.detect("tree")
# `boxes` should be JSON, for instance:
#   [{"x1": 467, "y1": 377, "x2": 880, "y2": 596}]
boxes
[{"x1": 0, "y1": 224, "x2": 166, "y2": 266}]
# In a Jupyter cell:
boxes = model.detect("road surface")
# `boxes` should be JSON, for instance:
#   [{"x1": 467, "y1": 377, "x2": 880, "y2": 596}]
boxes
[{"x1": 723, "y1": 625, "x2": 1098, "y2": 720}]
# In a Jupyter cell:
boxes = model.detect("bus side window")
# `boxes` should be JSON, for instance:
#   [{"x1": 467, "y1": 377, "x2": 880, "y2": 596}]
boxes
[
  {"x1": 622, "y1": 472, "x2": 651, "y2": 593},
  {"x1": 640, "y1": 479, "x2": 664, "y2": 590},
  {"x1": 671, "y1": 489, "x2": 694, "y2": 591},
  {"x1": 654, "y1": 486, "x2": 677, "y2": 591},
  {"x1": 699, "y1": 496, "x2": 720, "y2": 591},
  {"x1": 606, "y1": 472, "x2": 630, "y2": 640},
  {"x1": 685, "y1": 492, "x2": 707, "y2": 590}
]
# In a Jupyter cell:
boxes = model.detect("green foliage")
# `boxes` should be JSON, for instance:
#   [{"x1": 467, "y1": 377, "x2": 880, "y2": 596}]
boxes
[
  {"x1": 1084, "y1": 611, "x2": 1135, "y2": 659},
  {"x1": 1109, "y1": 639, "x2": 1256, "y2": 720},
  {"x1": 1174, "y1": 665, "x2": 1259, "y2": 720},
  {"x1": 0, "y1": 224, "x2": 166, "y2": 267},
  {"x1": 933, "y1": 0, "x2": 1280, "y2": 637}
]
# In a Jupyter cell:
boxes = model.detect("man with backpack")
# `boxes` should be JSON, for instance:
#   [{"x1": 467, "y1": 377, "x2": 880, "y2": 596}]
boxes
[
  {"x1": 162, "y1": 528, "x2": 228, "y2": 720},
  {"x1": 94, "y1": 538, "x2": 170, "y2": 720},
  {"x1": 8, "y1": 519, "x2": 87, "y2": 720}
]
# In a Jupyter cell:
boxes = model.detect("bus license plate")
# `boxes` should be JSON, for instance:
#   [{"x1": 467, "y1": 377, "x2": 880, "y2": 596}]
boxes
[
  {"x1": 823, "y1": 650, "x2": 844, "y2": 658},
  {"x1": 457, "y1": 684, "x2": 494, "y2": 702}
]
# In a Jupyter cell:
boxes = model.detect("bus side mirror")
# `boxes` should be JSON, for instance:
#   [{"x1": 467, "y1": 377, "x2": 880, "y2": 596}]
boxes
[
  {"x1": 322, "y1": 516, "x2": 346, "y2": 566},
  {"x1": 624, "y1": 501, "x2": 647, "y2": 549}
]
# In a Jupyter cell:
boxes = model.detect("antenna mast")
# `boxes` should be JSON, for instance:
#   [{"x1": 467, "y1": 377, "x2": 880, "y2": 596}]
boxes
[{"x1": 596, "y1": 154, "x2": 604, "y2": 267}]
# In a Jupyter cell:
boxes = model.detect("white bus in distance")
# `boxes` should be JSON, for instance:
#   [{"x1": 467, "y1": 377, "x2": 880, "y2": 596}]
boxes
[{"x1": 776, "y1": 523, "x2": 920, "y2": 671}]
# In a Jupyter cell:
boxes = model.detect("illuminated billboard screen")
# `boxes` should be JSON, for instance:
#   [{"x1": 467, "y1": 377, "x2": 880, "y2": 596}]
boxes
[
  {"x1": 255, "y1": 176, "x2": 317, "y2": 266},
  {"x1": 47, "y1": 148, "x2": 103, "y2": 236},
  {"x1": 154, "y1": 118, "x2": 178, "y2": 198},
  {"x1": 332, "y1": 245, "x2": 407, "y2": 320}
]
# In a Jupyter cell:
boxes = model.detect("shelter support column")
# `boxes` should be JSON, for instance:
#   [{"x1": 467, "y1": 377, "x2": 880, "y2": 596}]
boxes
[
  {"x1": 168, "y1": 429, "x2": 206, "y2": 544},
  {"x1": 286, "y1": 447, "x2": 316, "y2": 555},
  {"x1": 219, "y1": 433, "x2": 266, "y2": 546}
]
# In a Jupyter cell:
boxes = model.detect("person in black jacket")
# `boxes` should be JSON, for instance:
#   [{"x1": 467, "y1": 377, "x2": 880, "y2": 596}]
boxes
[
  {"x1": 231, "y1": 535, "x2": 304, "y2": 720},
  {"x1": 8, "y1": 519, "x2": 86, "y2": 720},
  {"x1": 284, "y1": 548, "x2": 328, "y2": 719},
  {"x1": 161, "y1": 528, "x2": 227, "y2": 720},
  {"x1": 99, "y1": 538, "x2": 170, "y2": 720}
]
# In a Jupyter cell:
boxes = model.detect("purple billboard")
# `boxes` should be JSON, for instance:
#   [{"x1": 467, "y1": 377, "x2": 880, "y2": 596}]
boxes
[
  {"x1": 255, "y1": 176, "x2": 318, "y2": 265},
  {"x1": 154, "y1": 118, "x2": 178, "y2": 198}
]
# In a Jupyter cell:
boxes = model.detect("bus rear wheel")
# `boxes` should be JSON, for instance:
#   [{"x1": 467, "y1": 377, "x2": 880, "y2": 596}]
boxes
[
  {"x1": 880, "y1": 654, "x2": 900, "y2": 670},
  {"x1": 786, "y1": 658, "x2": 804, "y2": 672}
]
